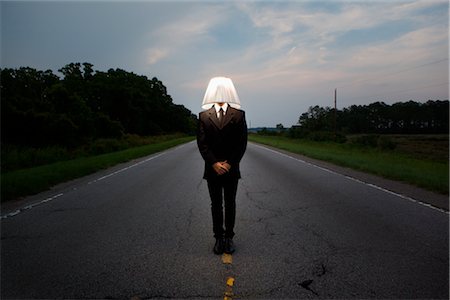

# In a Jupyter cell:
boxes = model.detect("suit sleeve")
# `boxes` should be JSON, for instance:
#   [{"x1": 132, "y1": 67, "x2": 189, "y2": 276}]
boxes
[
  {"x1": 229, "y1": 111, "x2": 248, "y2": 165},
  {"x1": 196, "y1": 114, "x2": 218, "y2": 165}
]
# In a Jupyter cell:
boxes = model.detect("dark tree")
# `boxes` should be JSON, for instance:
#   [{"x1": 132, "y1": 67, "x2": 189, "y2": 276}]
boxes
[
  {"x1": 1, "y1": 63, "x2": 197, "y2": 148},
  {"x1": 296, "y1": 100, "x2": 449, "y2": 135}
]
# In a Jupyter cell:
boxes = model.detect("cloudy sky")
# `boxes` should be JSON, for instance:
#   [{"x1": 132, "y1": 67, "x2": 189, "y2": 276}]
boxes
[{"x1": 2, "y1": 0, "x2": 448, "y2": 127}]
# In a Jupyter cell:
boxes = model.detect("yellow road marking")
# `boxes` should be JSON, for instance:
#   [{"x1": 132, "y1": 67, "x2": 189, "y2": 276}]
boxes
[
  {"x1": 224, "y1": 276, "x2": 235, "y2": 300},
  {"x1": 222, "y1": 253, "x2": 234, "y2": 299},
  {"x1": 222, "y1": 253, "x2": 233, "y2": 264},
  {"x1": 226, "y1": 277, "x2": 235, "y2": 286}
]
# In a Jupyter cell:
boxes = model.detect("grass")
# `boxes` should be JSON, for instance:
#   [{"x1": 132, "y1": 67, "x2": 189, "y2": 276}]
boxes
[
  {"x1": 388, "y1": 134, "x2": 449, "y2": 162},
  {"x1": 1, "y1": 136, "x2": 194, "y2": 202},
  {"x1": 249, "y1": 134, "x2": 449, "y2": 195},
  {"x1": 2, "y1": 133, "x2": 190, "y2": 172}
]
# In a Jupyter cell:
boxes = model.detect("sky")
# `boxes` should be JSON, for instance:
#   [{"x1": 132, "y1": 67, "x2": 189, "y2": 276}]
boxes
[{"x1": 1, "y1": 0, "x2": 448, "y2": 128}]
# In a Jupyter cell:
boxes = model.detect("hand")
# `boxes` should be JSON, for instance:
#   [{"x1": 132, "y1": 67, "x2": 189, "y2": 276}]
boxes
[
  {"x1": 213, "y1": 161, "x2": 231, "y2": 175},
  {"x1": 221, "y1": 161, "x2": 231, "y2": 172},
  {"x1": 212, "y1": 162, "x2": 227, "y2": 175}
]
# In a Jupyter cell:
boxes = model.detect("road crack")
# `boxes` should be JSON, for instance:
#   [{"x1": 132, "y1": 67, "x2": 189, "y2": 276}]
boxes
[{"x1": 299, "y1": 279, "x2": 319, "y2": 296}]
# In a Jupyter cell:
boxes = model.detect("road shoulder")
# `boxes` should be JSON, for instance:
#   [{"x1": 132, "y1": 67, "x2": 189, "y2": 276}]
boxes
[{"x1": 251, "y1": 142, "x2": 449, "y2": 212}]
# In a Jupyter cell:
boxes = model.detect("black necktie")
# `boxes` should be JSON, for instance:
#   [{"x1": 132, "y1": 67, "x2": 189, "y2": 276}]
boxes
[{"x1": 218, "y1": 108, "x2": 224, "y2": 126}]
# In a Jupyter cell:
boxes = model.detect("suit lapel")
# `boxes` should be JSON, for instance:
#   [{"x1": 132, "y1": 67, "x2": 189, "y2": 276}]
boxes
[
  {"x1": 206, "y1": 106, "x2": 235, "y2": 130},
  {"x1": 207, "y1": 108, "x2": 222, "y2": 129},
  {"x1": 221, "y1": 108, "x2": 235, "y2": 129}
]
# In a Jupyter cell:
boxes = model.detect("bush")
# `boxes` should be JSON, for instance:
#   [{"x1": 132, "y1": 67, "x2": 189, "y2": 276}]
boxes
[
  {"x1": 1, "y1": 134, "x2": 189, "y2": 172},
  {"x1": 306, "y1": 131, "x2": 347, "y2": 143},
  {"x1": 1, "y1": 145, "x2": 72, "y2": 172},
  {"x1": 87, "y1": 138, "x2": 125, "y2": 155},
  {"x1": 351, "y1": 135, "x2": 379, "y2": 147},
  {"x1": 288, "y1": 127, "x2": 308, "y2": 139},
  {"x1": 257, "y1": 128, "x2": 280, "y2": 136},
  {"x1": 287, "y1": 128, "x2": 346, "y2": 143},
  {"x1": 350, "y1": 134, "x2": 396, "y2": 150},
  {"x1": 377, "y1": 136, "x2": 396, "y2": 150}
]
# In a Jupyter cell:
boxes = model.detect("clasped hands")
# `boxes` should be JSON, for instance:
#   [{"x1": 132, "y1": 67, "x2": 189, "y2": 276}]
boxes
[{"x1": 213, "y1": 161, "x2": 231, "y2": 175}]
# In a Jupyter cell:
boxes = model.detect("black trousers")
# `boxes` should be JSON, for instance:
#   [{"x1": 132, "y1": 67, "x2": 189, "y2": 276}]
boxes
[{"x1": 207, "y1": 176, "x2": 239, "y2": 239}]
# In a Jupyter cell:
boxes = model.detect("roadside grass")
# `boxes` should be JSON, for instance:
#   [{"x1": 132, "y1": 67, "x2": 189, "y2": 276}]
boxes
[
  {"x1": 388, "y1": 134, "x2": 449, "y2": 162},
  {"x1": 2, "y1": 133, "x2": 189, "y2": 172},
  {"x1": 1, "y1": 136, "x2": 194, "y2": 202},
  {"x1": 248, "y1": 134, "x2": 449, "y2": 195}
]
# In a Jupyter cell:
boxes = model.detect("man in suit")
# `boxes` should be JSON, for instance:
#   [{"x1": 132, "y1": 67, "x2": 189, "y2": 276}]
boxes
[{"x1": 197, "y1": 77, "x2": 247, "y2": 255}]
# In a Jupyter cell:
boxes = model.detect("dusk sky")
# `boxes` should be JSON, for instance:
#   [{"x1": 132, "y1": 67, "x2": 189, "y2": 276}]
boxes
[{"x1": 2, "y1": 0, "x2": 448, "y2": 128}]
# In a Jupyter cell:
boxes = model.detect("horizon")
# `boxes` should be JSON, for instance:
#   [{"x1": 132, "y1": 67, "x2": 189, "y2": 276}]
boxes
[{"x1": 2, "y1": 0, "x2": 448, "y2": 127}]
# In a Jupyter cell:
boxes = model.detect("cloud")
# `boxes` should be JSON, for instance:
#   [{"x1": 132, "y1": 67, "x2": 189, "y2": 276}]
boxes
[
  {"x1": 161, "y1": 0, "x2": 448, "y2": 126},
  {"x1": 146, "y1": 48, "x2": 169, "y2": 65},
  {"x1": 1, "y1": 0, "x2": 447, "y2": 128},
  {"x1": 341, "y1": 24, "x2": 448, "y2": 75},
  {"x1": 141, "y1": 4, "x2": 226, "y2": 66},
  {"x1": 225, "y1": 2, "x2": 445, "y2": 79},
  {"x1": 173, "y1": 1, "x2": 447, "y2": 89}
]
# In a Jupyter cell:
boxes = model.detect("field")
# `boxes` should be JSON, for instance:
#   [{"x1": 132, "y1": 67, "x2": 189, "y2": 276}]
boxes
[
  {"x1": 387, "y1": 134, "x2": 448, "y2": 162},
  {"x1": 249, "y1": 134, "x2": 449, "y2": 195}
]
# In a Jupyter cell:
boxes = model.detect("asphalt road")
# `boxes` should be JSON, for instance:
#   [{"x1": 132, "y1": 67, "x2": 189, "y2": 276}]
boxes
[{"x1": 1, "y1": 141, "x2": 448, "y2": 299}]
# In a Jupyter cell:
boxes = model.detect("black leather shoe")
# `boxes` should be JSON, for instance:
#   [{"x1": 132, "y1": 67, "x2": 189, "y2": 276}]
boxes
[
  {"x1": 213, "y1": 238, "x2": 224, "y2": 255},
  {"x1": 224, "y1": 238, "x2": 235, "y2": 254}
]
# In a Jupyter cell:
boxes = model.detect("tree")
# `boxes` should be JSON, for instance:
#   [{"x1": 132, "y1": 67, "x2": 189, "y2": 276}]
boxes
[
  {"x1": 276, "y1": 123, "x2": 285, "y2": 130},
  {"x1": 1, "y1": 63, "x2": 198, "y2": 148},
  {"x1": 295, "y1": 100, "x2": 449, "y2": 135},
  {"x1": 298, "y1": 105, "x2": 333, "y2": 131}
]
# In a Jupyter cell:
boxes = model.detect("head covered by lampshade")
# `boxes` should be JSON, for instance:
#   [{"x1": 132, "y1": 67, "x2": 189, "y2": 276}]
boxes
[{"x1": 202, "y1": 76, "x2": 241, "y2": 110}]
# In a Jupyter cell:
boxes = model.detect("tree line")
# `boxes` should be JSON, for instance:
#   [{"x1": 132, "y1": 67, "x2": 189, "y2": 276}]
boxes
[
  {"x1": 292, "y1": 100, "x2": 448, "y2": 137},
  {"x1": 1, "y1": 63, "x2": 197, "y2": 148}
]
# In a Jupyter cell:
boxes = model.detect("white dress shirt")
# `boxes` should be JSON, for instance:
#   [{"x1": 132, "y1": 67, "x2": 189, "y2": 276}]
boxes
[{"x1": 214, "y1": 103, "x2": 228, "y2": 119}]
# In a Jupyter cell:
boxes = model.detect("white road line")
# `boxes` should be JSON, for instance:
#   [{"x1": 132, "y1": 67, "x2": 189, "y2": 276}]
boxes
[
  {"x1": 1, "y1": 193, "x2": 64, "y2": 220},
  {"x1": 1, "y1": 143, "x2": 190, "y2": 220},
  {"x1": 87, "y1": 152, "x2": 165, "y2": 184},
  {"x1": 252, "y1": 143, "x2": 449, "y2": 214}
]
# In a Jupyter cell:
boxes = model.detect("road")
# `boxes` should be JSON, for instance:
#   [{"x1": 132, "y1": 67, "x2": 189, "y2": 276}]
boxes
[{"x1": 1, "y1": 141, "x2": 448, "y2": 299}]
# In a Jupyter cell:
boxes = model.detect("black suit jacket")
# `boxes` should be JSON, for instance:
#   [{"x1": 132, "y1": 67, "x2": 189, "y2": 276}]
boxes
[{"x1": 197, "y1": 106, "x2": 248, "y2": 180}]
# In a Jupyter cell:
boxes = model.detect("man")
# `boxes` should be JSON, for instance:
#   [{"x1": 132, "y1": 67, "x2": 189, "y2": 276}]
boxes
[{"x1": 197, "y1": 77, "x2": 247, "y2": 255}]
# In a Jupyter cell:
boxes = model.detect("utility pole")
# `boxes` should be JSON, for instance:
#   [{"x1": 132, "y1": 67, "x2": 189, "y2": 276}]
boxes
[{"x1": 334, "y1": 88, "x2": 337, "y2": 141}]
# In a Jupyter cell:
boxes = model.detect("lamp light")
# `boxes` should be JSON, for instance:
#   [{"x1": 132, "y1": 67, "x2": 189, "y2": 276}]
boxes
[{"x1": 202, "y1": 76, "x2": 241, "y2": 110}]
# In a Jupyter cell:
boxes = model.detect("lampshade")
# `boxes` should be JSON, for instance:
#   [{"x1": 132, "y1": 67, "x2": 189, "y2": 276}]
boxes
[{"x1": 201, "y1": 76, "x2": 241, "y2": 110}]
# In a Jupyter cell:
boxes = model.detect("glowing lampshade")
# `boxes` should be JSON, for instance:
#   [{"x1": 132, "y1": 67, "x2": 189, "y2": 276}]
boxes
[{"x1": 202, "y1": 77, "x2": 241, "y2": 110}]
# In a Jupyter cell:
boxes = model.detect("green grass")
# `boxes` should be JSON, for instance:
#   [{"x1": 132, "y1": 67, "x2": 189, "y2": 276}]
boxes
[
  {"x1": 2, "y1": 133, "x2": 190, "y2": 172},
  {"x1": 1, "y1": 136, "x2": 194, "y2": 202},
  {"x1": 249, "y1": 134, "x2": 449, "y2": 195}
]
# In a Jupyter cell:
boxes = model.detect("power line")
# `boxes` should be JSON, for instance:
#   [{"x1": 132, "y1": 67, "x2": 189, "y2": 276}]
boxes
[{"x1": 344, "y1": 81, "x2": 449, "y2": 102}]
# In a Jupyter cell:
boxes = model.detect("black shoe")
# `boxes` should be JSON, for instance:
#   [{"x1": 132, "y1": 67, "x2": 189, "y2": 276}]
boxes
[
  {"x1": 213, "y1": 238, "x2": 224, "y2": 255},
  {"x1": 224, "y1": 238, "x2": 235, "y2": 254}
]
